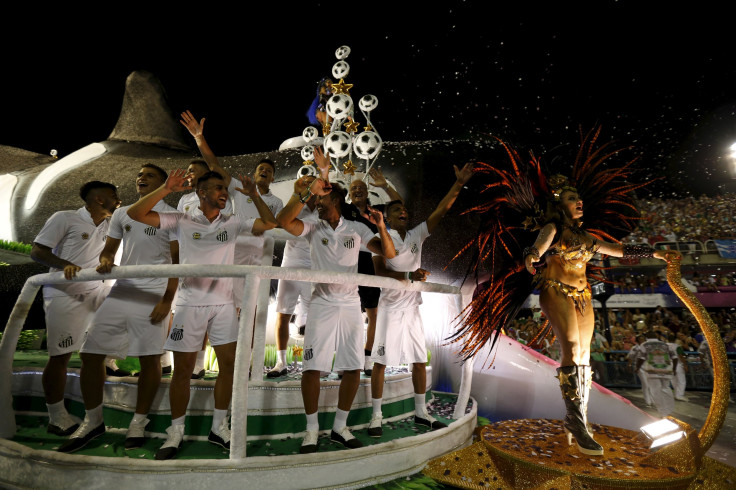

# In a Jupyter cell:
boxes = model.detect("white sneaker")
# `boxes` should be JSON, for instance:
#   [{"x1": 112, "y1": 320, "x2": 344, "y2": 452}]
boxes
[
  {"x1": 330, "y1": 426, "x2": 363, "y2": 449},
  {"x1": 367, "y1": 413, "x2": 383, "y2": 437},
  {"x1": 155, "y1": 425, "x2": 185, "y2": 460},
  {"x1": 208, "y1": 417, "x2": 231, "y2": 449},
  {"x1": 415, "y1": 411, "x2": 448, "y2": 430},
  {"x1": 124, "y1": 417, "x2": 150, "y2": 449},
  {"x1": 266, "y1": 361, "x2": 288, "y2": 378},
  {"x1": 300, "y1": 429, "x2": 319, "y2": 454},
  {"x1": 57, "y1": 416, "x2": 105, "y2": 453}
]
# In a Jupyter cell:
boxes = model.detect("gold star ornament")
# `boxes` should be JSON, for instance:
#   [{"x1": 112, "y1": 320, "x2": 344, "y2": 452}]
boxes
[
  {"x1": 343, "y1": 119, "x2": 360, "y2": 133},
  {"x1": 343, "y1": 160, "x2": 356, "y2": 176},
  {"x1": 331, "y1": 78, "x2": 353, "y2": 95}
]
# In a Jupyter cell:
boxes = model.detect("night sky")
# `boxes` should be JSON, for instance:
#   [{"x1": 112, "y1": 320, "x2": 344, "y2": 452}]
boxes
[{"x1": 4, "y1": 2, "x2": 736, "y2": 197}]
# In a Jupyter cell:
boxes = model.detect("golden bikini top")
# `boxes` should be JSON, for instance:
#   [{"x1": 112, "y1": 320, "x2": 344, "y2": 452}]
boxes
[{"x1": 546, "y1": 226, "x2": 598, "y2": 271}]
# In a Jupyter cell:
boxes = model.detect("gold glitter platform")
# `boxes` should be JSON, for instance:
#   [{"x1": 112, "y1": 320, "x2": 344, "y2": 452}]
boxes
[{"x1": 424, "y1": 418, "x2": 736, "y2": 489}]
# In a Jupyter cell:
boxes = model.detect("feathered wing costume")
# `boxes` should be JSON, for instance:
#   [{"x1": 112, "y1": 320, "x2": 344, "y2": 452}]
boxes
[{"x1": 447, "y1": 126, "x2": 646, "y2": 363}]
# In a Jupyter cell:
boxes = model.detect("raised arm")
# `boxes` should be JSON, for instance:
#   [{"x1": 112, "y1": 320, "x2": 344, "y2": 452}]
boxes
[
  {"x1": 232, "y1": 174, "x2": 278, "y2": 234},
  {"x1": 524, "y1": 222, "x2": 557, "y2": 275},
  {"x1": 180, "y1": 110, "x2": 232, "y2": 187},
  {"x1": 368, "y1": 167, "x2": 402, "y2": 203},
  {"x1": 425, "y1": 162, "x2": 474, "y2": 233},
  {"x1": 277, "y1": 176, "x2": 321, "y2": 236},
  {"x1": 365, "y1": 206, "x2": 397, "y2": 259},
  {"x1": 595, "y1": 240, "x2": 678, "y2": 263},
  {"x1": 127, "y1": 169, "x2": 192, "y2": 227}
]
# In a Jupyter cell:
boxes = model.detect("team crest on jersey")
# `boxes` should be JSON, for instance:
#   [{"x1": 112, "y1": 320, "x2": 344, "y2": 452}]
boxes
[
  {"x1": 124, "y1": 224, "x2": 131, "y2": 233},
  {"x1": 192, "y1": 232, "x2": 201, "y2": 240},
  {"x1": 144, "y1": 226, "x2": 157, "y2": 236},
  {"x1": 247, "y1": 197, "x2": 253, "y2": 203},
  {"x1": 184, "y1": 205, "x2": 191, "y2": 212},
  {"x1": 377, "y1": 345, "x2": 385, "y2": 356},
  {"x1": 343, "y1": 237, "x2": 355, "y2": 249},
  {"x1": 81, "y1": 233, "x2": 90, "y2": 240},
  {"x1": 216, "y1": 230, "x2": 228, "y2": 242},
  {"x1": 58, "y1": 333, "x2": 73, "y2": 349},
  {"x1": 321, "y1": 238, "x2": 329, "y2": 245},
  {"x1": 304, "y1": 347, "x2": 313, "y2": 361},
  {"x1": 411, "y1": 243, "x2": 419, "y2": 254},
  {"x1": 170, "y1": 327, "x2": 184, "y2": 341}
]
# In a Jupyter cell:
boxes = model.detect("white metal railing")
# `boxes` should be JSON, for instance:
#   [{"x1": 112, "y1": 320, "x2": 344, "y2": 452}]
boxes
[{"x1": 0, "y1": 241, "x2": 461, "y2": 460}]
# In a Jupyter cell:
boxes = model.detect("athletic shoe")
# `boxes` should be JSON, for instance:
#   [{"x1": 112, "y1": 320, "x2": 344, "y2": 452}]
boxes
[
  {"x1": 266, "y1": 361, "x2": 287, "y2": 379},
  {"x1": 363, "y1": 356, "x2": 373, "y2": 376},
  {"x1": 300, "y1": 429, "x2": 319, "y2": 454},
  {"x1": 208, "y1": 417, "x2": 231, "y2": 450},
  {"x1": 367, "y1": 413, "x2": 383, "y2": 438},
  {"x1": 191, "y1": 369, "x2": 205, "y2": 380},
  {"x1": 124, "y1": 417, "x2": 149, "y2": 450},
  {"x1": 105, "y1": 359, "x2": 131, "y2": 377},
  {"x1": 155, "y1": 425, "x2": 185, "y2": 460},
  {"x1": 57, "y1": 419, "x2": 105, "y2": 453},
  {"x1": 330, "y1": 427, "x2": 363, "y2": 449},
  {"x1": 47, "y1": 412, "x2": 80, "y2": 436},
  {"x1": 415, "y1": 413, "x2": 447, "y2": 430}
]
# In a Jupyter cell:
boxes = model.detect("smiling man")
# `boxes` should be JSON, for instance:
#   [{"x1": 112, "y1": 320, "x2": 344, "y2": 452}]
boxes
[
  {"x1": 58, "y1": 163, "x2": 179, "y2": 453},
  {"x1": 126, "y1": 168, "x2": 277, "y2": 460}
]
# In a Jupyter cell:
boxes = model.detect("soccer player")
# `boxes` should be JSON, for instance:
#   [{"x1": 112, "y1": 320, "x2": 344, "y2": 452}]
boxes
[
  {"x1": 367, "y1": 163, "x2": 473, "y2": 437},
  {"x1": 126, "y1": 168, "x2": 277, "y2": 460},
  {"x1": 57, "y1": 164, "x2": 179, "y2": 452},
  {"x1": 30, "y1": 181, "x2": 121, "y2": 436},
  {"x1": 277, "y1": 176, "x2": 396, "y2": 453}
]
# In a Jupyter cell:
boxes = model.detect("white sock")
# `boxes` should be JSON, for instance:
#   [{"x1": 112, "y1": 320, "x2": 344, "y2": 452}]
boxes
[
  {"x1": 161, "y1": 351, "x2": 172, "y2": 368},
  {"x1": 212, "y1": 408, "x2": 228, "y2": 431},
  {"x1": 414, "y1": 393, "x2": 427, "y2": 415},
  {"x1": 46, "y1": 400, "x2": 68, "y2": 422},
  {"x1": 277, "y1": 350, "x2": 287, "y2": 366},
  {"x1": 332, "y1": 408, "x2": 349, "y2": 433},
  {"x1": 372, "y1": 398, "x2": 383, "y2": 416},
  {"x1": 172, "y1": 416, "x2": 186, "y2": 427},
  {"x1": 86, "y1": 404, "x2": 104, "y2": 426},
  {"x1": 305, "y1": 412, "x2": 319, "y2": 432},
  {"x1": 131, "y1": 412, "x2": 148, "y2": 424},
  {"x1": 194, "y1": 350, "x2": 206, "y2": 372}
]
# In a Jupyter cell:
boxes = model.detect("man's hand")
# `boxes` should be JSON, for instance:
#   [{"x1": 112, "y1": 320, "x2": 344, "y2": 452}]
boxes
[
  {"x1": 454, "y1": 162, "x2": 475, "y2": 186},
  {"x1": 234, "y1": 174, "x2": 256, "y2": 197},
  {"x1": 149, "y1": 300, "x2": 172, "y2": 324},
  {"x1": 166, "y1": 169, "x2": 194, "y2": 193},
  {"x1": 180, "y1": 110, "x2": 205, "y2": 139},
  {"x1": 310, "y1": 178, "x2": 332, "y2": 197},
  {"x1": 368, "y1": 167, "x2": 389, "y2": 189},
  {"x1": 96, "y1": 257, "x2": 114, "y2": 274},
  {"x1": 294, "y1": 175, "x2": 316, "y2": 195},
  {"x1": 366, "y1": 206, "x2": 385, "y2": 228},
  {"x1": 63, "y1": 264, "x2": 81, "y2": 280},
  {"x1": 410, "y1": 268, "x2": 430, "y2": 282},
  {"x1": 314, "y1": 147, "x2": 330, "y2": 180}
]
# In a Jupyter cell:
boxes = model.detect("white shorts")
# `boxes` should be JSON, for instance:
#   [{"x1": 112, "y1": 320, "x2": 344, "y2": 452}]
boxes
[
  {"x1": 43, "y1": 289, "x2": 107, "y2": 357},
  {"x1": 165, "y1": 304, "x2": 238, "y2": 352},
  {"x1": 80, "y1": 287, "x2": 168, "y2": 359},
  {"x1": 302, "y1": 303, "x2": 363, "y2": 373},
  {"x1": 371, "y1": 306, "x2": 427, "y2": 366},
  {"x1": 275, "y1": 278, "x2": 312, "y2": 318}
]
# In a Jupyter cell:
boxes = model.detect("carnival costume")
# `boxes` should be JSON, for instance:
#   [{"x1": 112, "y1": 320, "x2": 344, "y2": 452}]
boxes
[{"x1": 448, "y1": 126, "x2": 653, "y2": 455}]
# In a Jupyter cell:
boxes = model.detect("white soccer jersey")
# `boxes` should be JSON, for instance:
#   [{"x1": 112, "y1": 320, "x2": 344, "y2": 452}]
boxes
[
  {"x1": 34, "y1": 207, "x2": 110, "y2": 298},
  {"x1": 177, "y1": 191, "x2": 234, "y2": 216},
  {"x1": 158, "y1": 210, "x2": 255, "y2": 306},
  {"x1": 300, "y1": 217, "x2": 376, "y2": 306},
  {"x1": 375, "y1": 222, "x2": 430, "y2": 309},
  {"x1": 229, "y1": 178, "x2": 284, "y2": 261},
  {"x1": 108, "y1": 201, "x2": 176, "y2": 292},
  {"x1": 281, "y1": 205, "x2": 318, "y2": 268}
]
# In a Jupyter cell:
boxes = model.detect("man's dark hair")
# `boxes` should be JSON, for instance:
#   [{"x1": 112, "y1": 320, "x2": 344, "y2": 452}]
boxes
[
  {"x1": 80, "y1": 181, "x2": 117, "y2": 201},
  {"x1": 197, "y1": 171, "x2": 225, "y2": 191},
  {"x1": 189, "y1": 160, "x2": 210, "y2": 172},
  {"x1": 385, "y1": 199, "x2": 403, "y2": 216},
  {"x1": 258, "y1": 158, "x2": 276, "y2": 171},
  {"x1": 329, "y1": 182, "x2": 346, "y2": 210},
  {"x1": 141, "y1": 163, "x2": 168, "y2": 181}
]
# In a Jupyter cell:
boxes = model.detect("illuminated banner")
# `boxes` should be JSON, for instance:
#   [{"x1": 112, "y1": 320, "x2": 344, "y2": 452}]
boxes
[{"x1": 714, "y1": 239, "x2": 736, "y2": 259}]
